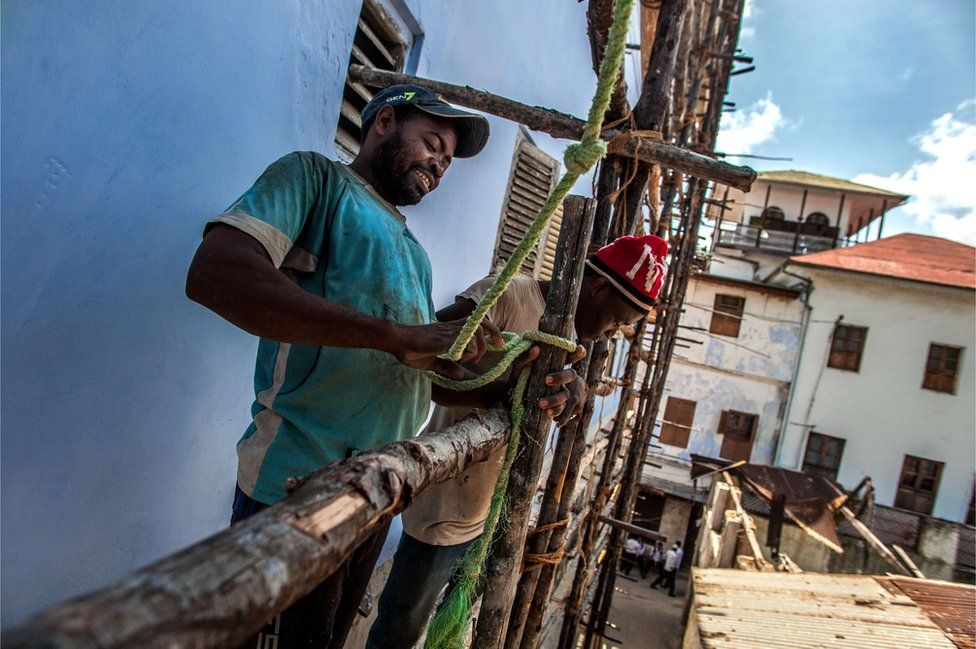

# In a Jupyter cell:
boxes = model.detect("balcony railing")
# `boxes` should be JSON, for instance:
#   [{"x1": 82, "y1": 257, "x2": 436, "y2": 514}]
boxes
[{"x1": 716, "y1": 222, "x2": 838, "y2": 255}]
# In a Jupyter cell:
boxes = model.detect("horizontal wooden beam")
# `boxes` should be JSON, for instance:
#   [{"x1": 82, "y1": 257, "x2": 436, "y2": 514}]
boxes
[
  {"x1": 597, "y1": 515, "x2": 667, "y2": 542},
  {"x1": 348, "y1": 65, "x2": 757, "y2": 191},
  {"x1": 5, "y1": 410, "x2": 512, "y2": 649}
]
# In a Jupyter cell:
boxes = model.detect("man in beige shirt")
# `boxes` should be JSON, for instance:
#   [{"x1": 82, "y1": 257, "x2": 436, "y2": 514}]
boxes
[{"x1": 367, "y1": 235, "x2": 669, "y2": 649}]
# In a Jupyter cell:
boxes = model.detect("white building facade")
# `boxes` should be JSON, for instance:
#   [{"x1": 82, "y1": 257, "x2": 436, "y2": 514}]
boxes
[{"x1": 773, "y1": 234, "x2": 976, "y2": 524}]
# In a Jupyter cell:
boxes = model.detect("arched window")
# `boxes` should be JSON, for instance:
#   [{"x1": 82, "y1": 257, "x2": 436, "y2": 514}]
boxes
[
  {"x1": 761, "y1": 206, "x2": 785, "y2": 223},
  {"x1": 805, "y1": 212, "x2": 830, "y2": 228}
]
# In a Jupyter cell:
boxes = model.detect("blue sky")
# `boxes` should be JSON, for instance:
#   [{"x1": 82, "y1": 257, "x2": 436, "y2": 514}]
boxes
[{"x1": 714, "y1": 0, "x2": 976, "y2": 244}]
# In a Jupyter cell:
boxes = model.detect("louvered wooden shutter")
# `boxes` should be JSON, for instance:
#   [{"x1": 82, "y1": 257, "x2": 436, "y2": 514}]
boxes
[
  {"x1": 335, "y1": 1, "x2": 408, "y2": 162},
  {"x1": 491, "y1": 135, "x2": 562, "y2": 279}
]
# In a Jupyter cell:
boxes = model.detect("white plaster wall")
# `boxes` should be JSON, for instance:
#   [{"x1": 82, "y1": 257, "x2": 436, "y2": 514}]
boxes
[
  {"x1": 1, "y1": 0, "x2": 641, "y2": 626},
  {"x1": 779, "y1": 268, "x2": 976, "y2": 522},
  {"x1": 652, "y1": 279, "x2": 803, "y2": 464},
  {"x1": 741, "y1": 182, "x2": 850, "y2": 229},
  {"x1": 709, "y1": 180, "x2": 852, "y2": 231}
]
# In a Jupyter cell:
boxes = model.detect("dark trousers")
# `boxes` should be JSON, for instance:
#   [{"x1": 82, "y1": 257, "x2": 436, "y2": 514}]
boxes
[
  {"x1": 366, "y1": 532, "x2": 474, "y2": 649},
  {"x1": 638, "y1": 556, "x2": 652, "y2": 579},
  {"x1": 650, "y1": 569, "x2": 676, "y2": 596},
  {"x1": 620, "y1": 552, "x2": 639, "y2": 575},
  {"x1": 232, "y1": 485, "x2": 391, "y2": 649}
]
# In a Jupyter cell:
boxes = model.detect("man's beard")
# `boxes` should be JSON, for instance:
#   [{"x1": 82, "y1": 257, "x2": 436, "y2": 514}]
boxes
[{"x1": 370, "y1": 129, "x2": 425, "y2": 206}]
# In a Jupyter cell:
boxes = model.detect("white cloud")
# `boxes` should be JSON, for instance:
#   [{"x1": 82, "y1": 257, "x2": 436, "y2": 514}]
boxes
[
  {"x1": 715, "y1": 91, "x2": 787, "y2": 155},
  {"x1": 740, "y1": 0, "x2": 758, "y2": 39},
  {"x1": 853, "y1": 100, "x2": 976, "y2": 245}
]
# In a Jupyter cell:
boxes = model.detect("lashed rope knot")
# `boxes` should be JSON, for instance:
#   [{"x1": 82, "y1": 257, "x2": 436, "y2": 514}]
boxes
[
  {"x1": 426, "y1": 331, "x2": 577, "y2": 392},
  {"x1": 563, "y1": 140, "x2": 608, "y2": 175},
  {"x1": 423, "y1": 0, "x2": 635, "y2": 646}
]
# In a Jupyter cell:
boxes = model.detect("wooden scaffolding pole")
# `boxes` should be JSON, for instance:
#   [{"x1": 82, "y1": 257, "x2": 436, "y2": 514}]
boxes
[
  {"x1": 471, "y1": 195, "x2": 597, "y2": 649},
  {"x1": 348, "y1": 65, "x2": 756, "y2": 191},
  {"x1": 503, "y1": 1, "x2": 643, "y2": 643},
  {"x1": 583, "y1": 1, "x2": 745, "y2": 645}
]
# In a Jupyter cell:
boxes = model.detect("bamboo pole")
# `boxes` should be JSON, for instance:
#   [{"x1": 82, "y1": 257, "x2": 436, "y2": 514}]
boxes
[
  {"x1": 471, "y1": 195, "x2": 597, "y2": 649},
  {"x1": 348, "y1": 65, "x2": 756, "y2": 191},
  {"x1": 4, "y1": 410, "x2": 512, "y2": 649}
]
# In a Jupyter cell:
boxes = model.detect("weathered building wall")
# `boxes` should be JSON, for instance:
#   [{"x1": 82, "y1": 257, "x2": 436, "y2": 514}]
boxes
[
  {"x1": 778, "y1": 268, "x2": 976, "y2": 522},
  {"x1": 650, "y1": 277, "x2": 803, "y2": 465},
  {"x1": 751, "y1": 514, "x2": 968, "y2": 583},
  {"x1": 1, "y1": 0, "x2": 642, "y2": 626}
]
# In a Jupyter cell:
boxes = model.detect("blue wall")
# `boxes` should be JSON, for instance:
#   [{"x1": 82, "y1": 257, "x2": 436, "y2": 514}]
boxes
[{"x1": 1, "y1": 0, "x2": 636, "y2": 626}]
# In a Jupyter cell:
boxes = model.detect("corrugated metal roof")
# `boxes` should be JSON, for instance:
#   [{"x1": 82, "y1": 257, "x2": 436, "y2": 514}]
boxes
[
  {"x1": 878, "y1": 577, "x2": 976, "y2": 649},
  {"x1": 789, "y1": 233, "x2": 976, "y2": 290},
  {"x1": 689, "y1": 568, "x2": 970, "y2": 648},
  {"x1": 758, "y1": 170, "x2": 909, "y2": 200}
]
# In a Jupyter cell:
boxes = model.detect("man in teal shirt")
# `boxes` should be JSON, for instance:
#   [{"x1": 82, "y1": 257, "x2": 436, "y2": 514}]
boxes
[{"x1": 186, "y1": 85, "x2": 498, "y2": 648}]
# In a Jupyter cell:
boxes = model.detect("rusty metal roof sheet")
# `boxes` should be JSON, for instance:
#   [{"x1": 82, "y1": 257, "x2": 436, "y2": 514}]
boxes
[
  {"x1": 690, "y1": 457, "x2": 847, "y2": 553},
  {"x1": 878, "y1": 577, "x2": 976, "y2": 649},
  {"x1": 690, "y1": 569, "x2": 968, "y2": 648}
]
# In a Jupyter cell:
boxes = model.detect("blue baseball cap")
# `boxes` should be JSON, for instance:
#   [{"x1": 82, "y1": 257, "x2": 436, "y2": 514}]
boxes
[{"x1": 361, "y1": 84, "x2": 490, "y2": 158}]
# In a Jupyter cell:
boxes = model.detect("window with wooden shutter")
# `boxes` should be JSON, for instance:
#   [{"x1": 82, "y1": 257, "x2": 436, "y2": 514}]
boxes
[
  {"x1": 922, "y1": 343, "x2": 963, "y2": 394},
  {"x1": 895, "y1": 455, "x2": 943, "y2": 515},
  {"x1": 802, "y1": 432, "x2": 845, "y2": 482},
  {"x1": 335, "y1": 1, "x2": 409, "y2": 162},
  {"x1": 718, "y1": 409, "x2": 757, "y2": 462},
  {"x1": 827, "y1": 324, "x2": 868, "y2": 372},
  {"x1": 660, "y1": 397, "x2": 696, "y2": 448},
  {"x1": 491, "y1": 134, "x2": 563, "y2": 279},
  {"x1": 709, "y1": 294, "x2": 745, "y2": 338}
]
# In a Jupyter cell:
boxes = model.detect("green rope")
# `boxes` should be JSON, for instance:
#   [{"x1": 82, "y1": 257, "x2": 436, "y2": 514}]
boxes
[
  {"x1": 422, "y1": 1, "x2": 635, "y2": 646},
  {"x1": 443, "y1": 0, "x2": 635, "y2": 364}
]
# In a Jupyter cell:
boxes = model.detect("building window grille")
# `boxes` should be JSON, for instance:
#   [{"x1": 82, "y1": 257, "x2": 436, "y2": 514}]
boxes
[
  {"x1": 922, "y1": 343, "x2": 962, "y2": 394},
  {"x1": 761, "y1": 206, "x2": 785, "y2": 223},
  {"x1": 802, "y1": 432, "x2": 845, "y2": 482},
  {"x1": 335, "y1": 1, "x2": 409, "y2": 162},
  {"x1": 709, "y1": 294, "x2": 745, "y2": 338},
  {"x1": 895, "y1": 455, "x2": 943, "y2": 516},
  {"x1": 490, "y1": 134, "x2": 563, "y2": 279},
  {"x1": 827, "y1": 324, "x2": 868, "y2": 372},
  {"x1": 805, "y1": 212, "x2": 830, "y2": 228},
  {"x1": 718, "y1": 409, "x2": 758, "y2": 462},
  {"x1": 659, "y1": 397, "x2": 696, "y2": 448}
]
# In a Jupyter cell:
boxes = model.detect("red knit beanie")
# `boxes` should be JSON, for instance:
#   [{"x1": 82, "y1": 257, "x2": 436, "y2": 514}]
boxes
[{"x1": 585, "y1": 235, "x2": 669, "y2": 311}]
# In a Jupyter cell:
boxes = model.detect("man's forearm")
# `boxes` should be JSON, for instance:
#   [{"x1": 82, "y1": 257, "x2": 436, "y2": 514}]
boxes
[{"x1": 186, "y1": 227, "x2": 402, "y2": 352}]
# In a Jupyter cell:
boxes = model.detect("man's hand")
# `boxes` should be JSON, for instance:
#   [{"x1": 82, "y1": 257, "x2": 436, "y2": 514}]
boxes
[
  {"x1": 392, "y1": 318, "x2": 504, "y2": 379},
  {"x1": 510, "y1": 344, "x2": 588, "y2": 425}
]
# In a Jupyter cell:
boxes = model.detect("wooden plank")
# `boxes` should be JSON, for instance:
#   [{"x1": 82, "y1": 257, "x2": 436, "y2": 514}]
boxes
[
  {"x1": 892, "y1": 545, "x2": 926, "y2": 579},
  {"x1": 722, "y1": 472, "x2": 770, "y2": 571},
  {"x1": 839, "y1": 506, "x2": 912, "y2": 576},
  {"x1": 339, "y1": 98, "x2": 362, "y2": 128},
  {"x1": 357, "y1": 18, "x2": 397, "y2": 69}
]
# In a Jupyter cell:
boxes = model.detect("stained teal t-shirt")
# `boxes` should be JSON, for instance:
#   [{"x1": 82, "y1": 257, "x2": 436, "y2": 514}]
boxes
[{"x1": 208, "y1": 151, "x2": 435, "y2": 504}]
